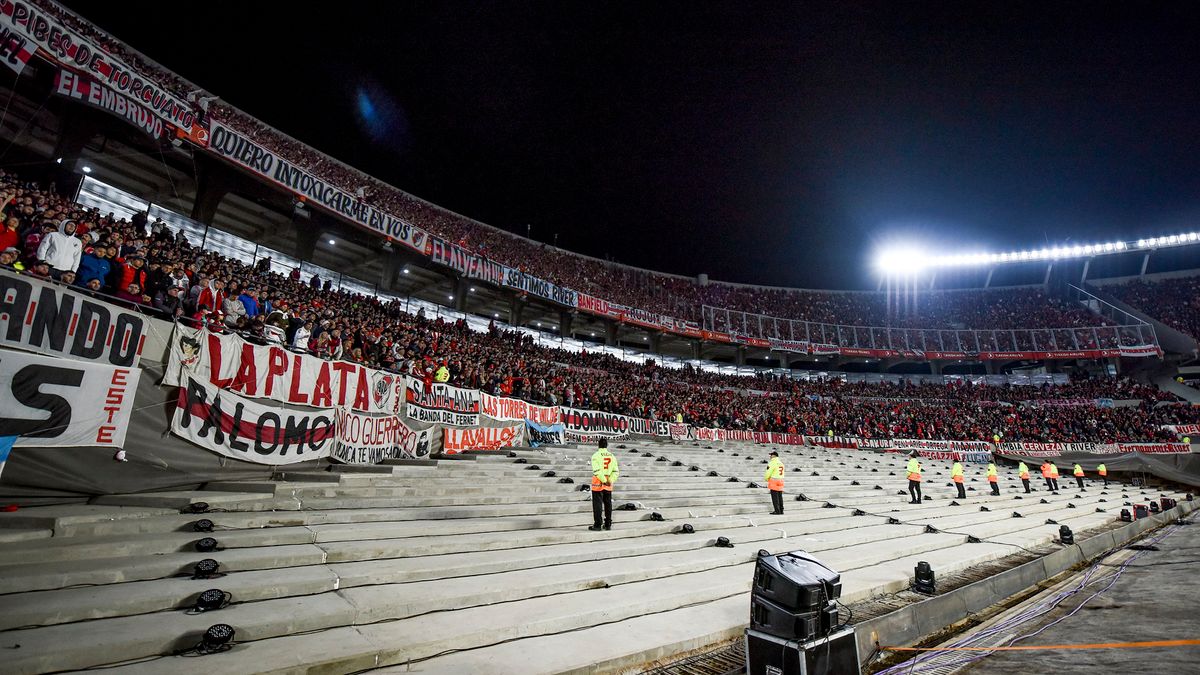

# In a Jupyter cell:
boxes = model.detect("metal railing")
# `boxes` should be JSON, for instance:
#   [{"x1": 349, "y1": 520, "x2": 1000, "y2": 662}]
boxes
[{"x1": 702, "y1": 303, "x2": 1159, "y2": 353}]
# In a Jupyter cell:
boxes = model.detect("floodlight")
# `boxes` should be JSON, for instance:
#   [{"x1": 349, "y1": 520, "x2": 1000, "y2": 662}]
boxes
[{"x1": 874, "y1": 247, "x2": 926, "y2": 275}]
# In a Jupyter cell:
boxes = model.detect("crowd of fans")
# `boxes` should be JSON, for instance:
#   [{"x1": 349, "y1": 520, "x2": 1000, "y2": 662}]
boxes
[
  {"x1": 1108, "y1": 276, "x2": 1200, "y2": 343},
  {"x1": 4, "y1": 170, "x2": 1198, "y2": 445},
  {"x1": 27, "y1": 0, "x2": 1182, "y2": 354}
]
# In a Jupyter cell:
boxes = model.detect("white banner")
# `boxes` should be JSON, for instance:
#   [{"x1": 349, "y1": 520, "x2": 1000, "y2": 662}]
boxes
[
  {"x1": 0, "y1": 271, "x2": 149, "y2": 367},
  {"x1": 890, "y1": 438, "x2": 995, "y2": 453},
  {"x1": 1163, "y1": 424, "x2": 1200, "y2": 437},
  {"x1": 628, "y1": 417, "x2": 671, "y2": 437},
  {"x1": 207, "y1": 120, "x2": 427, "y2": 251},
  {"x1": 164, "y1": 326, "x2": 405, "y2": 414},
  {"x1": 997, "y1": 441, "x2": 1191, "y2": 457},
  {"x1": 330, "y1": 408, "x2": 432, "y2": 464},
  {"x1": 405, "y1": 378, "x2": 481, "y2": 427},
  {"x1": 479, "y1": 392, "x2": 561, "y2": 426},
  {"x1": 443, "y1": 423, "x2": 524, "y2": 454},
  {"x1": 669, "y1": 423, "x2": 691, "y2": 441},
  {"x1": 561, "y1": 406, "x2": 631, "y2": 437},
  {"x1": 171, "y1": 376, "x2": 334, "y2": 465},
  {"x1": 0, "y1": 349, "x2": 140, "y2": 447}
]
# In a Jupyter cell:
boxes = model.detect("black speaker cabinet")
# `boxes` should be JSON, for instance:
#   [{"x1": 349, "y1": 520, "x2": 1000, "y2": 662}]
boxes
[
  {"x1": 750, "y1": 595, "x2": 824, "y2": 641},
  {"x1": 754, "y1": 550, "x2": 842, "y2": 612},
  {"x1": 745, "y1": 626, "x2": 860, "y2": 675}
]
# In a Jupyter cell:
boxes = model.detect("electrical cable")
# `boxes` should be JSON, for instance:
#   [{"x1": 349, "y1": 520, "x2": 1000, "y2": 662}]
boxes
[{"x1": 876, "y1": 514, "x2": 1191, "y2": 673}]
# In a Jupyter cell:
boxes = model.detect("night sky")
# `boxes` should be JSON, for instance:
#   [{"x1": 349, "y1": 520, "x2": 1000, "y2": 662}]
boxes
[{"x1": 69, "y1": 2, "x2": 1200, "y2": 289}]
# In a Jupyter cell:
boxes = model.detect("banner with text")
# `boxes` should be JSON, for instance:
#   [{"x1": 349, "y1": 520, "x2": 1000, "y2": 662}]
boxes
[
  {"x1": 171, "y1": 376, "x2": 334, "y2": 465},
  {"x1": 0, "y1": 271, "x2": 148, "y2": 368},
  {"x1": 443, "y1": 423, "x2": 524, "y2": 453},
  {"x1": 330, "y1": 407, "x2": 432, "y2": 464},
  {"x1": 0, "y1": 7, "x2": 36, "y2": 74},
  {"x1": 426, "y1": 236, "x2": 505, "y2": 286},
  {"x1": 0, "y1": 1, "x2": 207, "y2": 144},
  {"x1": 405, "y1": 378, "x2": 482, "y2": 426},
  {"x1": 561, "y1": 406, "x2": 631, "y2": 437},
  {"x1": 502, "y1": 267, "x2": 578, "y2": 307},
  {"x1": 54, "y1": 68, "x2": 165, "y2": 139},
  {"x1": 164, "y1": 326, "x2": 405, "y2": 415},
  {"x1": 526, "y1": 420, "x2": 565, "y2": 447},
  {"x1": 1, "y1": 348, "x2": 139, "y2": 447},
  {"x1": 480, "y1": 392, "x2": 561, "y2": 426},
  {"x1": 208, "y1": 120, "x2": 428, "y2": 252}
]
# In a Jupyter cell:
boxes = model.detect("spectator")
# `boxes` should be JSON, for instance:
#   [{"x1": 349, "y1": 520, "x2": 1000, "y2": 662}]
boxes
[
  {"x1": 0, "y1": 216, "x2": 19, "y2": 252},
  {"x1": 36, "y1": 220, "x2": 82, "y2": 277},
  {"x1": 0, "y1": 246, "x2": 24, "y2": 271},
  {"x1": 76, "y1": 245, "x2": 112, "y2": 288},
  {"x1": 239, "y1": 286, "x2": 260, "y2": 317},
  {"x1": 153, "y1": 285, "x2": 186, "y2": 318}
]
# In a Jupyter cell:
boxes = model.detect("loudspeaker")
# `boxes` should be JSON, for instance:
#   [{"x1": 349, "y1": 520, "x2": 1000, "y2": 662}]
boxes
[
  {"x1": 750, "y1": 595, "x2": 840, "y2": 641},
  {"x1": 744, "y1": 627, "x2": 860, "y2": 675},
  {"x1": 750, "y1": 595, "x2": 819, "y2": 641},
  {"x1": 753, "y1": 551, "x2": 842, "y2": 613},
  {"x1": 1160, "y1": 498, "x2": 1177, "y2": 512},
  {"x1": 1133, "y1": 504, "x2": 1150, "y2": 520}
]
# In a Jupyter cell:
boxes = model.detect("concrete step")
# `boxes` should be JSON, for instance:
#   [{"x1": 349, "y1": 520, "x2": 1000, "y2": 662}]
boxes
[{"x1": 58, "y1": 515, "x2": 1081, "y2": 675}]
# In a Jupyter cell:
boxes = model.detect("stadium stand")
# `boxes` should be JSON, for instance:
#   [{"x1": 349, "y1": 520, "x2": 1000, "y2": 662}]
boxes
[
  {"x1": 1, "y1": 3, "x2": 1199, "y2": 673},
  {"x1": 4, "y1": 169, "x2": 1197, "y2": 444},
  {"x1": 0, "y1": 442, "x2": 1190, "y2": 674},
  {"x1": 1107, "y1": 276, "x2": 1200, "y2": 342}
]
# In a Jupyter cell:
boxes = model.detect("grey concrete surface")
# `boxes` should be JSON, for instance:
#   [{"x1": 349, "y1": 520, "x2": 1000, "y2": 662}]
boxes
[
  {"x1": 956, "y1": 509, "x2": 1200, "y2": 675},
  {"x1": 0, "y1": 441, "x2": 1189, "y2": 675}
]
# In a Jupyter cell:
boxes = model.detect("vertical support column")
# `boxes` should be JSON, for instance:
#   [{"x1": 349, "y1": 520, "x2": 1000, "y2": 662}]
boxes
[
  {"x1": 453, "y1": 278, "x2": 468, "y2": 312},
  {"x1": 692, "y1": 340, "x2": 703, "y2": 360},
  {"x1": 378, "y1": 250, "x2": 401, "y2": 292},
  {"x1": 1081, "y1": 259, "x2": 1091, "y2": 283},
  {"x1": 604, "y1": 319, "x2": 619, "y2": 346},
  {"x1": 190, "y1": 154, "x2": 235, "y2": 225},
  {"x1": 648, "y1": 331, "x2": 662, "y2": 354},
  {"x1": 984, "y1": 268, "x2": 994, "y2": 288},
  {"x1": 51, "y1": 107, "x2": 98, "y2": 198},
  {"x1": 735, "y1": 345, "x2": 746, "y2": 366},
  {"x1": 1140, "y1": 253, "x2": 1150, "y2": 276},
  {"x1": 509, "y1": 293, "x2": 525, "y2": 327},
  {"x1": 292, "y1": 212, "x2": 320, "y2": 262},
  {"x1": 930, "y1": 360, "x2": 943, "y2": 375},
  {"x1": 559, "y1": 310, "x2": 574, "y2": 337}
]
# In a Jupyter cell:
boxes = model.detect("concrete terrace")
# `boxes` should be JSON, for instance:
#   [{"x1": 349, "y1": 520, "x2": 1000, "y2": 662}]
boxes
[{"x1": 0, "y1": 441, "x2": 1185, "y2": 675}]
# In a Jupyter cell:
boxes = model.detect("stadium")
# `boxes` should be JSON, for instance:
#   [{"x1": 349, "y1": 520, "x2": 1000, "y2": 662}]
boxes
[{"x1": 0, "y1": 2, "x2": 1198, "y2": 674}]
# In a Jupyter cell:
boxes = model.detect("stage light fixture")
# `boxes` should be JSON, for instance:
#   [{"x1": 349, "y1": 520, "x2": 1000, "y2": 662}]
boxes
[
  {"x1": 195, "y1": 537, "x2": 219, "y2": 552},
  {"x1": 1059, "y1": 525, "x2": 1075, "y2": 545},
  {"x1": 193, "y1": 519, "x2": 214, "y2": 533},
  {"x1": 192, "y1": 558, "x2": 221, "y2": 579},
  {"x1": 914, "y1": 561, "x2": 935, "y2": 594},
  {"x1": 191, "y1": 589, "x2": 232, "y2": 613},
  {"x1": 679, "y1": 524, "x2": 695, "y2": 534},
  {"x1": 198, "y1": 623, "x2": 235, "y2": 653}
]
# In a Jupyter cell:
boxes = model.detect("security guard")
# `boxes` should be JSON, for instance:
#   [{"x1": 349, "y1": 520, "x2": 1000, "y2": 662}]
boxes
[
  {"x1": 906, "y1": 452, "x2": 923, "y2": 504},
  {"x1": 589, "y1": 439, "x2": 619, "y2": 531},
  {"x1": 1018, "y1": 461, "x2": 1031, "y2": 493},
  {"x1": 765, "y1": 451, "x2": 785, "y2": 514},
  {"x1": 1098, "y1": 462, "x2": 1108, "y2": 487},
  {"x1": 951, "y1": 460, "x2": 966, "y2": 499},
  {"x1": 1048, "y1": 461, "x2": 1060, "y2": 493},
  {"x1": 986, "y1": 462, "x2": 1000, "y2": 496},
  {"x1": 1040, "y1": 460, "x2": 1055, "y2": 492},
  {"x1": 1073, "y1": 463, "x2": 1086, "y2": 490}
]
